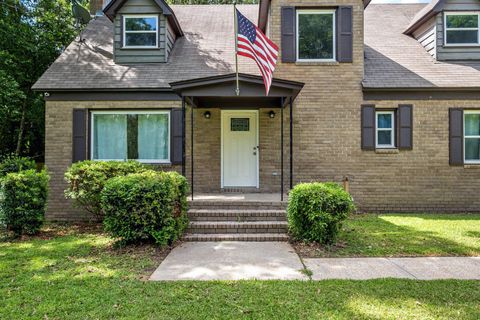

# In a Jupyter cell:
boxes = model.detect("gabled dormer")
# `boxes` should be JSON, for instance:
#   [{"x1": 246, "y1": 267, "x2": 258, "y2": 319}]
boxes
[
  {"x1": 404, "y1": 0, "x2": 480, "y2": 61},
  {"x1": 103, "y1": 0, "x2": 183, "y2": 64}
]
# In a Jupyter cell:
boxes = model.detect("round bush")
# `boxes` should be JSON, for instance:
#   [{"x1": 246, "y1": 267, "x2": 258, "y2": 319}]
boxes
[
  {"x1": 287, "y1": 182, "x2": 355, "y2": 244},
  {"x1": 0, "y1": 169, "x2": 49, "y2": 236},
  {"x1": 101, "y1": 170, "x2": 188, "y2": 245},
  {"x1": 64, "y1": 160, "x2": 147, "y2": 218}
]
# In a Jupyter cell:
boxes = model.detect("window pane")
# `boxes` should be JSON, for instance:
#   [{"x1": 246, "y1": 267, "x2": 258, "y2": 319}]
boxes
[
  {"x1": 298, "y1": 13, "x2": 334, "y2": 60},
  {"x1": 378, "y1": 130, "x2": 392, "y2": 145},
  {"x1": 465, "y1": 113, "x2": 480, "y2": 136},
  {"x1": 465, "y1": 138, "x2": 480, "y2": 161},
  {"x1": 93, "y1": 114, "x2": 127, "y2": 160},
  {"x1": 377, "y1": 114, "x2": 392, "y2": 128},
  {"x1": 446, "y1": 30, "x2": 478, "y2": 44},
  {"x1": 138, "y1": 114, "x2": 169, "y2": 161},
  {"x1": 446, "y1": 15, "x2": 478, "y2": 28},
  {"x1": 125, "y1": 33, "x2": 156, "y2": 46},
  {"x1": 231, "y1": 118, "x2": 250, "y2": 131},
  {"x1": 125, "y1": 17, "x2": 157, "y2": 31}
]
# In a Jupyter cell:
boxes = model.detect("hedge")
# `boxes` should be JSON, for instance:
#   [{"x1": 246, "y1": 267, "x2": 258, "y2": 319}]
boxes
[
  {"x1": 0, "y1": 169, "x2": 49, "y2": 236},
  {"x1": 101, "y1": 170, "x2": 189, "y2": 245},
  {"x1": 64, "y1": 160, "x2": 147, "y2": 219},
  {"x1": 0, "y1": 155, "x2": 36, "y2": 178},
  {"x1": 287, "y1": 182, "x2": 355, "y2": 244}
]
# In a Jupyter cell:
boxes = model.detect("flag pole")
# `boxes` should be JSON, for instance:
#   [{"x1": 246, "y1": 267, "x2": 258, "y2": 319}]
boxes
[{"x1": 234, "y1": 2, "x2": 240, "y2": 96}]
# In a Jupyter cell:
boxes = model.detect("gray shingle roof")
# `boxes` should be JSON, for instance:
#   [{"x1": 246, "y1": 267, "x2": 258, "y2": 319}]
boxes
[
  {"x1": 364, "y1": 4, "x2": 480, "y2": 89},
  {"x1": 33, "y1": 5, "x2": 259, "y2": 90},
  {"x1": 34, "y1": 4, "x2": 480, "y2": 91}
]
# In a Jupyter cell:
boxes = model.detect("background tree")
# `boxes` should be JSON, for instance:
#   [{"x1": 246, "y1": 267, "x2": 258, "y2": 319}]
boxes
[{"x1": 0, "y1": 0, "x2": 81, "y2": 161}]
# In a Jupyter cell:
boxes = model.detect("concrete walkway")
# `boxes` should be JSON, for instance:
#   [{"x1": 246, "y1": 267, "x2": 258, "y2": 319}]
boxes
[
  {"x1": 150, "y1": 242, "x2": 306, "y2": 281},
  {"x1": 303, "y1": 257, "x2": 480, "y2": 280},
  {"x1": 150, "y1": 242, "x2": 480, "y2": 281}
]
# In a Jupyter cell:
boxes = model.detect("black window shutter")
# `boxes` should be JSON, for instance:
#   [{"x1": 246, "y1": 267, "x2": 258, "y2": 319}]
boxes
[
  {"x1": 171, "y1": 109, "x2": 183, "y2": 165},
  {"x1": 120, "y1": 15, "x2": 123, "y2": 47},
  {"x1": 398, "y1": 104, "x2": 413, "y2": 149},
  {"x1": 336, "y1": 6, "x2": 353, "y2": 63},
  {"x1": 281, "y1": 6, "x2": 295, "y2": 63},
  {"x1": 361, "y1": 105, "x2": 375, "y2": 150},
  {"x1": 449, "y1": 108, "x2": 464, "y2": 166},
  {"x1": 72, "y1": 109, "x2": 87, "y2": 163}
]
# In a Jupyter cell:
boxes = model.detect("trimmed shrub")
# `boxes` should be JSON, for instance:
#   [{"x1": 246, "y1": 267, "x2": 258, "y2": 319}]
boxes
[
  {"x1": 0, "y1": 154, "x2": 36, "y2": 178},
  {"x1": 101, "y1": 170, "x2": 188, "y2": 245},
  {"x1": 287, "y1": 182, "x2": 355, "y2": 244},
  {"x1": 64, "y1": 161, "x2": 147, "y2": 218},
  {"x1": 0, "y1": 169, "x2": 49, "y2": 236}
]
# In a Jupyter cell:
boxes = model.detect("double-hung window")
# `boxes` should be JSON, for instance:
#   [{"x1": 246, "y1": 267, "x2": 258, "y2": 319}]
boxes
[
  {"x1": 444, "y1": 12, "x2": 480, "y2": 46},
  {"x1": 376, "y1": 111, "x2": 395, "y2": 148},
  {"x1": 91, "y1": 111, "x2": 170, "y2": 163},
  {"x1": 296, "y1": 10, "x2": 336, "y2": 61},
  {"x1": 123, "y1": 15, "x2": 158, "y2": 48},
  {"x1": 464, "y1": 111, "x2": 480, "y2": 164}
]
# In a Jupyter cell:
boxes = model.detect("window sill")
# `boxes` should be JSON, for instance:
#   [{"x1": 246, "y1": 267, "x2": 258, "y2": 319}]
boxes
[
  {"x1": 375, "y1": 148, "x2": 399, "y2": 154},
  {"x1": 464, "y1": 164, "x2": 480, "y2": 169},
  {"x1": 120, "y1": 47, "x2": 160, "y2": 50},
  {"x1": 295, "y1": 61, "x2": 339, "y2": 66}
]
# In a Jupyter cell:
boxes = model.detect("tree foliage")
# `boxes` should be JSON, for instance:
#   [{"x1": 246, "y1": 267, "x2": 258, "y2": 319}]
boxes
[{"x1": 0, "y1": 0, "x2": 80, "y2": 160}]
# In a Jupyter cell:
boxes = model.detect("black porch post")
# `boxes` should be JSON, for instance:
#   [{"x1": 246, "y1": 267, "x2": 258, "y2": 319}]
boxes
[
  {"x1": 190, "y1": 98, "x2": 194, "y2": 201},
  {"x1": 181, "y1": 97, "x2": 186, "y2": 177},
  {"x1": 289, "y1": 97, "x2": 293, "y2": 190},
  {"x1": 281, "y1": 98, "x2": 284, "y2": 201}
]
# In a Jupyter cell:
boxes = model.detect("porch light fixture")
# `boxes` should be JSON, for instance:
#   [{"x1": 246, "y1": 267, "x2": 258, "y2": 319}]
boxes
[
  {"x1": 268, "y1": 110, "x2": 276, "y2": 118},
  {"x1": 203, "y1": 111, "x2": 211, "y2": 119}
]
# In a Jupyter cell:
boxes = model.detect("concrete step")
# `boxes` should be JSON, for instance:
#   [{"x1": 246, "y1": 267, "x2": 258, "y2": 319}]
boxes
[
  {"x1": 183, "y1": 233, "x2": 289, "y2": 242},
  {"x1": 187, "y1": 221, "x2": 288, "y2": 234},
  {"x1": 188, "y1": 209, "x2": 287, "y2": 221},
  {"x1": 188, "y1": 200, "x2": 287, "y2": 210}
]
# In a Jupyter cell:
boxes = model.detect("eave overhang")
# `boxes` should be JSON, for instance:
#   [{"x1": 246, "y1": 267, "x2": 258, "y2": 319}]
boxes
[
  {"x1": 403, "y1": 0, "x2": 445, "y2": 35},
  {"x1": 170, "y1": 73, "x2": 304, "y2": 108}
]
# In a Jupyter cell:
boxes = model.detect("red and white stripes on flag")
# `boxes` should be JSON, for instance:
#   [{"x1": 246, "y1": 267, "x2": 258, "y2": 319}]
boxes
[{"x1": 236, "y1": 9, "x2": 278, "y2": 95}]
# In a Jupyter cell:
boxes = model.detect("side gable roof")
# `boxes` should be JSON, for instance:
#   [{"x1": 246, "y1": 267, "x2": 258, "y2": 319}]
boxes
[
  {"x1": 103, "y1": 0, "x2": 183, "y2": 36},
  {"x1": 403, "y1": 0, "x2": 445, "y2": 35}
]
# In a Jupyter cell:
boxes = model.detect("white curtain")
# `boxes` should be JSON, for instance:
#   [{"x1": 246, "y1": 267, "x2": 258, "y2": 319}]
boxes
[
  {"x1": 138, "y1": 114, "x2": 169, "y2": 161},
  {"x1": 93, "y1": 114, "x2": 127, "y2": 160}
]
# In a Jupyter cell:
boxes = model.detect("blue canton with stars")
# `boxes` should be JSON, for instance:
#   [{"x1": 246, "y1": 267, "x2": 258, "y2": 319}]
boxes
[{"x1": 237, "y1": 9, "x2": 256, "y2": 43}]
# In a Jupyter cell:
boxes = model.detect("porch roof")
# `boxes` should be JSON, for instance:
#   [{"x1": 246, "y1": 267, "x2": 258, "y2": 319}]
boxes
[{"x1": 169, "y1": 73, "x2": 304, "y2": 108}]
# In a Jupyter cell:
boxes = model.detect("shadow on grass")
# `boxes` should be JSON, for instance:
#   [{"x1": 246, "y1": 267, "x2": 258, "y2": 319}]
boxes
[{"x1": 1, "y1": 229, "x2": 480, "y2": 319}]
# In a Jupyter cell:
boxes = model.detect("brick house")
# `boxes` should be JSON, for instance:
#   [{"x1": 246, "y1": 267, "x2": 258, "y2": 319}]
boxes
[{"x1": 34, "y1": 0, "x2": 480, "y2": 226}]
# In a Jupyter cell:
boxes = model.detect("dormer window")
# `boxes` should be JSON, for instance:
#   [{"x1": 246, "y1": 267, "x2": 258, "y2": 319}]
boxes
[
  {"x1": 296, "y1": 10, "x2": 336, "y2": 62},
  {"x1": 444, "y1": 12, "x2": 480, "y2": 46},
  {"x1": 123, "y1": 15, "x2": 158, "y2": 48}
]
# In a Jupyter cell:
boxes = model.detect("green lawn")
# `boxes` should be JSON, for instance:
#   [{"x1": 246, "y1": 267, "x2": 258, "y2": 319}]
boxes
[
  {"x1": 294, "y1": 214, "x2": 480, "y2": 258},
  {"x1": 1, "y1": 225, "x2": 480, "y2": 319}
]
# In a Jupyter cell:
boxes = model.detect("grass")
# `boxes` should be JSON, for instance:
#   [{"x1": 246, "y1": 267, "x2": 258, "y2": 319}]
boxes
[
  {"x1": 1, "y1": 224, "x2": 479, "y2": 319},
  {"x1": 293, "y1": 214, "x2": 480, "y2": 258}
]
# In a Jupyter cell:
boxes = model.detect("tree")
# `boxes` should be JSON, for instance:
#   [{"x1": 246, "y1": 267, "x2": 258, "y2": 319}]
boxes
[{"x1": 0, "y1": 0, "x2": 80, "y2": 160}]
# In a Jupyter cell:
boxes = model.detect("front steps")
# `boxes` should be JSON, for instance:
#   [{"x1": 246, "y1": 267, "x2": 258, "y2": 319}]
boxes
[{"x1": 184, "y1": 200, "x2": 289, "y2": 241}]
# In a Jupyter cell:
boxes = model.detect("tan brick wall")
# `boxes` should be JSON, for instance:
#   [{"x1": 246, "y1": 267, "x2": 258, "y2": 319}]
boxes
[
  {"x1": 45, "y1": 101, "x2": 286, "y2": 220},
  {"x1": 45, "y1": 100, "x2": 182, "y2": 221}
]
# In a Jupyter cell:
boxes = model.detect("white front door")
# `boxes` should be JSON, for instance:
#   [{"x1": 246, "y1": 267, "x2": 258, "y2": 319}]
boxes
[{"x1": 222, "y1": 110, "x2": 259, "y2": 187}]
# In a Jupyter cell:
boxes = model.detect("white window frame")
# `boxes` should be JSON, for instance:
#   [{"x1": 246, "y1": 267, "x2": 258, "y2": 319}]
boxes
[
  {"x1": 375, "y1": 111, "x2": 395, "y2": 149},
  {"x1": 90, "y1": 110, "x2": 171, "y2": 164},
  {"x1": 296, "y1": 9, "x2": 336, "y2": 62},
  {"x1": 123, "y1": 15, "x2": 158, "y2": 49},
  {"x1": 444, "y1": 12, "x2": 480, "y2": 47},
  {"x1": 464, "y1": 110, "x2": 480, "y2": 164}
]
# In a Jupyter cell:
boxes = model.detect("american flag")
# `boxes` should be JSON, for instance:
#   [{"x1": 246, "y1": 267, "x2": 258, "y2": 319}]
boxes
[{"x1": 236, "y1": 9, "x2": 278, "y2": 95}]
